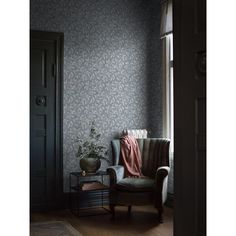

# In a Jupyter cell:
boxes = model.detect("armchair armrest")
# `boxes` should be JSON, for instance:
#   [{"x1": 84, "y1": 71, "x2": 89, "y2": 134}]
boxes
[
  {"x1": 107, "y1": 165, "x2": 125, "y2": 187},
  {"x1": 155, "y1": 166, "x2": 170, "y2": 204},
  {"x1": 155, "y1": 166, "x2": 170, "y2": 182}
]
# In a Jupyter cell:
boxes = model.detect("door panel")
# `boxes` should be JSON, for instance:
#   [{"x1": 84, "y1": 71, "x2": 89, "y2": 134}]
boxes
[
  {"x1": 173, "y1": 0, "x2": 206, "y2": 235},
  {"x1": 30, "y1": 31, "x2": 63, "y2": 211}
]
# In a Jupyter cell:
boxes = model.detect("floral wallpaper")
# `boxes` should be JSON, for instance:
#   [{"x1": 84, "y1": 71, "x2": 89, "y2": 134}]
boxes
[{"x1": 30, "y1": 0, "x2": 163, "y2": 191}]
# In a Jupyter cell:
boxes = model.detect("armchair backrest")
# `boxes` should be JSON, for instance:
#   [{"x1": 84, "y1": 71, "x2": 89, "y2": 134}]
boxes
[{"x1": 111, "y1": 138, "x2": 170, "y2": 178}]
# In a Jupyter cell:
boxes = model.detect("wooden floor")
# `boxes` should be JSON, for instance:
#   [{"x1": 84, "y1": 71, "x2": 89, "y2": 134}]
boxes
[{"x1": 31, "y1": 205, "x2": 173, "y2": 236}]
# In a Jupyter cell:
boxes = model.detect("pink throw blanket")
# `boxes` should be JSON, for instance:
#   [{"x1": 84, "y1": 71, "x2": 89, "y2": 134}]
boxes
[{"x1": 120, "y1": 135, "x2": 143, "y2": 177}]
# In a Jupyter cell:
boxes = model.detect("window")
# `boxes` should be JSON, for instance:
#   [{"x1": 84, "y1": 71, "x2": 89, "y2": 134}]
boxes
[
  {"x1": 162, "y1": 33, "x2": 174, "y2": 153},
  {"x1": 161, "y1": 0, "x2": 174, "y2": 199},
  {"x1": 160, "y1": 0, "x2": 173, "y2": 154}
]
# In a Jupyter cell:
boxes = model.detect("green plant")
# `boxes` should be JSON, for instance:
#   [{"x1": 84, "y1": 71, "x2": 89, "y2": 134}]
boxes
[{"x1": 75, "y1": 122, "x2": 109, "y2": 162}]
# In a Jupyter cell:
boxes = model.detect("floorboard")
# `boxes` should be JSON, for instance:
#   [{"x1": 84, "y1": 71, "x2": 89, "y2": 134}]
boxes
[{"x1": 31, "y1": 205, "x2": 173, "y2": 236}]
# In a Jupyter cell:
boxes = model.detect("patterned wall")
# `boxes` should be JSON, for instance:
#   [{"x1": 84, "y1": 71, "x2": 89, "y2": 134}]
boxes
[{"x1": 30, "y1": 0, "x2": 163, "y2": 191}]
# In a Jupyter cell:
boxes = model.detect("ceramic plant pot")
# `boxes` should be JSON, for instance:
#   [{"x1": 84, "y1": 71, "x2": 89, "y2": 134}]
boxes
[{"x1": 79, "y1": 158, "x2": 101, "y2": 173}]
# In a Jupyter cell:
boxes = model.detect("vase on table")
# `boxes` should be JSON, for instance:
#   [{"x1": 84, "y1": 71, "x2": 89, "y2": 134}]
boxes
[{"x1": 79, "y1": 158, "x2": 101, "y2": 173}]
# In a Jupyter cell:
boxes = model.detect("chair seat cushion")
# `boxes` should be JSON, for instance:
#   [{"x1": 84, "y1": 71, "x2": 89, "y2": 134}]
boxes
[{"x1": 115, "y1": 177, "x2": 155, "y2": 192}]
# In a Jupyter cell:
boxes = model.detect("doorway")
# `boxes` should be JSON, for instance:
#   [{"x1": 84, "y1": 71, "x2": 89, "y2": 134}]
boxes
[{"x1": 30, "y1": 31, "x2": 63, "y2": 211}]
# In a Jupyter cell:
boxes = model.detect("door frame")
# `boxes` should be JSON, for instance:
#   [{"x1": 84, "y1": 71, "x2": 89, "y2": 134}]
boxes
[{"x1": 30, "y1": 30, "x2": 64, "y2": 210}]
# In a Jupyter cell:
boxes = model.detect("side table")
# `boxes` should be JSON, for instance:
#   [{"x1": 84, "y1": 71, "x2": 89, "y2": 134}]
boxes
[{"x1": 69, "y1": 171, "x2": 110, "y2": 216}]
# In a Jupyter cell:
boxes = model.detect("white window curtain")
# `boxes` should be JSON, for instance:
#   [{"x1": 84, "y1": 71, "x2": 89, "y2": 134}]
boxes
[
  {"x1": 160, "y1": 0, "x2": 173, "y2": 37},
  {"x1": 161, "y1": 0, "x2": 174, "y2": 197},
  {"x1": 161, "y1": 0, "x2": 173, "y2": 151},
  {"x1": 162, "y1": 35, "x2": 174, "y2": 146}
]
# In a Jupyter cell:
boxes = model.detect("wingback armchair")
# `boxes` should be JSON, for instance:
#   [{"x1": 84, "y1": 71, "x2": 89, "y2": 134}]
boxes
[{"x1": 107, "y1": 138, "x2": 170, "y2": 223}]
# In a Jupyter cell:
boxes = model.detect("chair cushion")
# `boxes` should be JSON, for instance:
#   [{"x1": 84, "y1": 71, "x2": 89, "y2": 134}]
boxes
[{"x1": 115, "y1": 177, "x2": 155, "y2": 192}]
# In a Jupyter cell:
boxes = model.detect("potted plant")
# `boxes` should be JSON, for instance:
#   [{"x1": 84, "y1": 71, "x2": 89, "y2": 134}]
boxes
[{"x1": 75, "y1": 122, "x2": 109, "y2": 173}]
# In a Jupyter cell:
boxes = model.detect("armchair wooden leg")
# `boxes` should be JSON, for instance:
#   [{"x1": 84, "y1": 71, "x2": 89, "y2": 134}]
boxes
[
  {"x1": 109, "y1": 204, "x2": 115, "y2": 219},
  {"x1": 157, "y1": 207, "x2": 164, "y2": 223},
  {"x1": 128, "y1": 205, "x2": 132, "y2": 215}
]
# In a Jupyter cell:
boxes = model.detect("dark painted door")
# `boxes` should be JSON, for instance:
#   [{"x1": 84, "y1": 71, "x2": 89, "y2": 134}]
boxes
[
  {"x1": 174, "y1": 0, "x2": 206, "y2": 235},
  {"x1": 30, "y1": 31, "x2": 63, "y2": 211}
]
